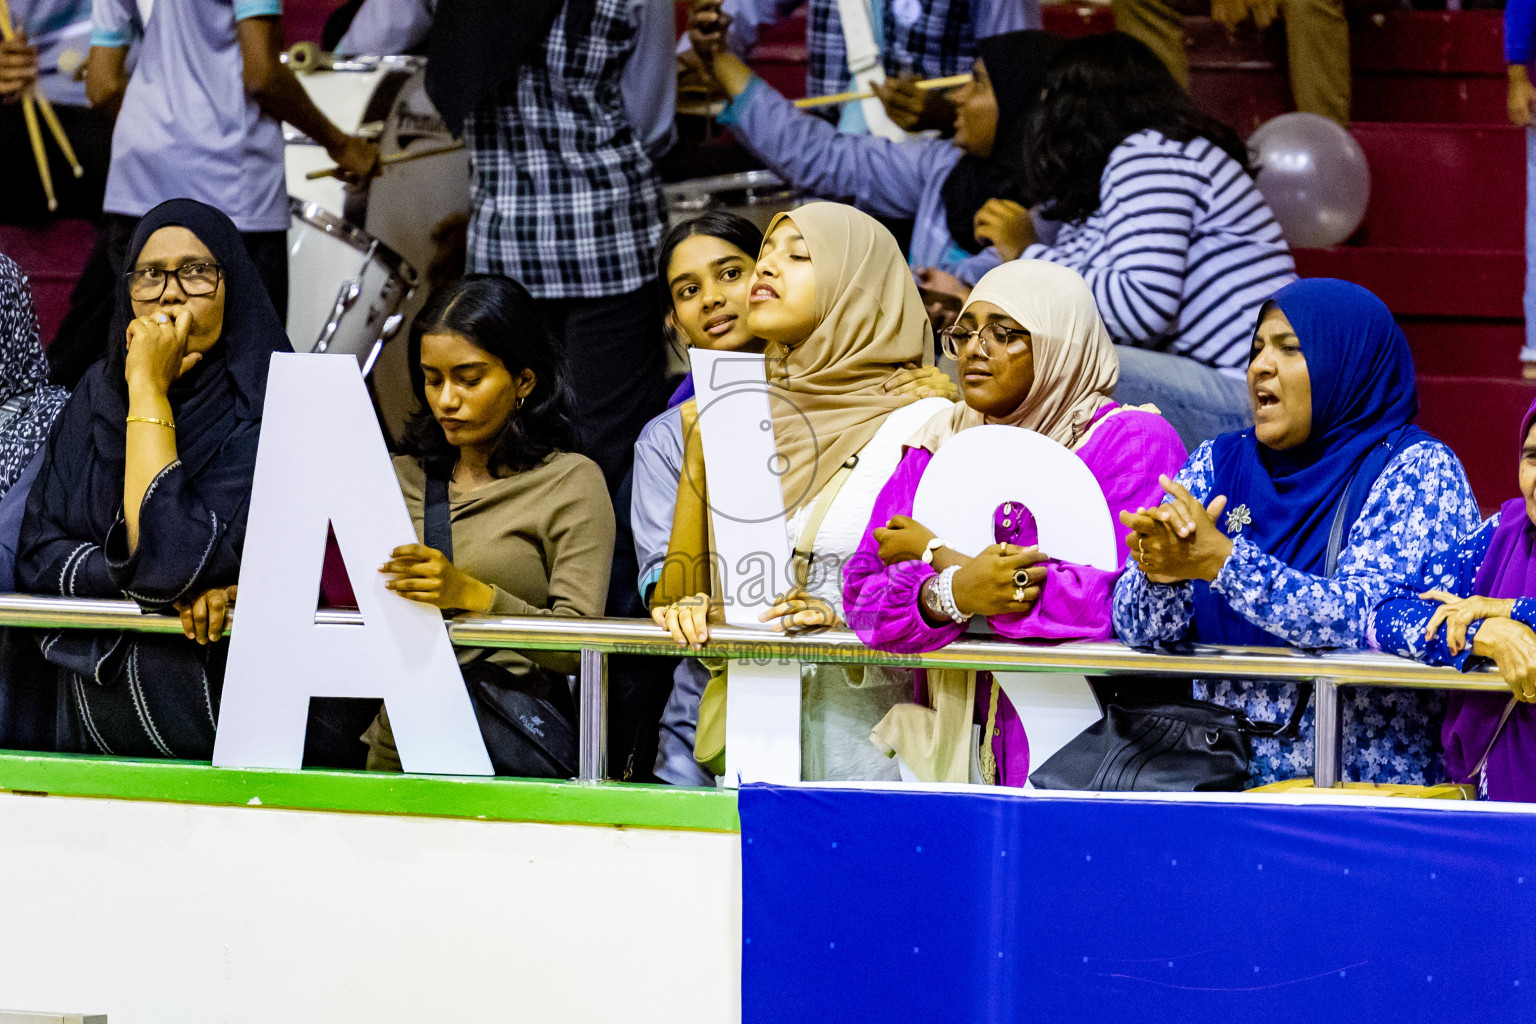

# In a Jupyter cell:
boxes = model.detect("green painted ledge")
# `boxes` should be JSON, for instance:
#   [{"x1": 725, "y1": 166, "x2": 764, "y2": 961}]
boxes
[{"x1": 0, "y1": 751, "x2": 740, "y2": 833}]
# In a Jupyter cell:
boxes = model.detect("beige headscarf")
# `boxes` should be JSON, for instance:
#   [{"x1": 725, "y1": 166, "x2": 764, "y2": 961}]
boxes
[
  {"x1": 760, "y1": 202, "x2": 931, "y2": 515},
  {"x1": 874, "y1": 260, "x2": 1120, "y2": 785},
  {"x1": 908, "y1": 259, "x2": 1119, "y2": 454}
]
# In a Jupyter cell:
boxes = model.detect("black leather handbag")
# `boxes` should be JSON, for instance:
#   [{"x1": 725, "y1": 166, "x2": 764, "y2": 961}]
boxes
[
  {"x1": 424, "y1": 465, "x2": 578, "y2": 779},
  {"x1": 1028, "y1": 689, "x2": 1310, "y2": 792}
]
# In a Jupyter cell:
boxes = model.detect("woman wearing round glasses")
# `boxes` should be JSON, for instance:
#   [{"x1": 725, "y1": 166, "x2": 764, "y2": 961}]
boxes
[
  {"x1": 14, "y1": 199, "x2": 322, "y2": 762},
  {"x1": 843, "y1": 260, "x2": 1185, "y2": 785}
]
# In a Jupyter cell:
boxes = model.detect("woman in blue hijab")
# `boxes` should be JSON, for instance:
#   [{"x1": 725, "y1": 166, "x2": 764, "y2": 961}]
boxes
[{"x1": 1112, "y1": 279, "x2": 1481, "y2": 788}]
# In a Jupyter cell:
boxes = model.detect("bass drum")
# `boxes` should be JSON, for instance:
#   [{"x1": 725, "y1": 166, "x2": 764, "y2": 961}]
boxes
[
  {"x1": 285, "y1": 55, "x2": 468, "y2": 283},
  {"x1": 285, "y1": 56, "x2": 469, "y2": 432},
  {"x1": 287, "y1": 200, "x2": 417, "y2": 375}
]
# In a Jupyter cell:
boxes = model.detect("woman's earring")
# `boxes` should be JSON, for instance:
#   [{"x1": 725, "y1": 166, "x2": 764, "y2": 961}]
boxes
[{"x1": 516, "y1": 395, "x2": 526, "y2": 410}]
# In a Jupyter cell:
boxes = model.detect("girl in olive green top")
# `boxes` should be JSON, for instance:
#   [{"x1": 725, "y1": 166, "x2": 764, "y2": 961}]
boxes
[{"x1": 366, "y1": 274, "x2": 615, "y2": 772}]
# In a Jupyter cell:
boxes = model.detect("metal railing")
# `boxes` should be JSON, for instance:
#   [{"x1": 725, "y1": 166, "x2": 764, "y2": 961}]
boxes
[{"x1": 0, "y1": 595, "x2": 1507, "y2": 789}]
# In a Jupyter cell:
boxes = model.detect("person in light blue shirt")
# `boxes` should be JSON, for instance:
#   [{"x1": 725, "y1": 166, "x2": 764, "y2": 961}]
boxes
[
  {"x1": 331, "y1": 0, "x2": 676, "y2": 160},
  {"x1": 690, "y1": 23, "x2": 1056, "y2": 296},
  {"x1": 84, "y1": 0, "x2": 378, "y2": 321}
]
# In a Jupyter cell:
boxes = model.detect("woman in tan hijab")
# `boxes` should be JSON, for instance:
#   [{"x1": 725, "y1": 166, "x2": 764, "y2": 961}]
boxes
[
  {"x1": 651, "y1": 202, "x2": 953, "y2": 781},
  {"x1": 842, "y1": 260, "x2": 1187, "y2": 785}
]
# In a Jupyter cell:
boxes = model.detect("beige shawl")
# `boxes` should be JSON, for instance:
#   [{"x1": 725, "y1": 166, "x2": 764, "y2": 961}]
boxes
[
  {"x1": 760, "y1": 202, "x2": 931, "y2": 516},
  {"x1": 908, "y1": 259, "x2": 1119, "y2": 454}
]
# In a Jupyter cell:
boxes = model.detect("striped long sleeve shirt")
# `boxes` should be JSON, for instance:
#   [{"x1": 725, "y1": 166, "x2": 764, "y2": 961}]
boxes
[{"x1": 1024, "y1": 130, "x2": 1297, "y2": 371}]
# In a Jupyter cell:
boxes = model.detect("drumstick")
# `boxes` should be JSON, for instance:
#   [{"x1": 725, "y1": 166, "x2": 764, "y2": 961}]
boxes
[
  {"x1": 20, "y1": 95, "x2": 56, "y2": 211},
  {"x1": 0, "y1": 0, "x2": 81, "y2": 194},
  {"x1": 791, "y1": 72, "x2": 972, "y2": 109},
  {"x1": 35, "y1": 91, "x2": 83, "y2": 178},
  {"x1": 304, "y1": 141, "x2": 466, "y2": 181}
]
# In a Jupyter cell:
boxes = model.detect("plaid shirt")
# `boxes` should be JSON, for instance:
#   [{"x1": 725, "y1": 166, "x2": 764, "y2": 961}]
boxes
[
  {"x1": 465, "y1": 0, "x2": 666, "y2": 298},
  {"x1": 805, "y1": 0, "x2": 974, "y2": 97}
]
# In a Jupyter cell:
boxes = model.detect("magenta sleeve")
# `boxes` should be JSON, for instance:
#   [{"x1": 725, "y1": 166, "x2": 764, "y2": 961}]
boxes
[
  {"x1": 989, "y1": 410, "x2": 1188, "y2": 642},
  {"x1": 843, "y1": 447, "x2": 967, "y2": 654}
]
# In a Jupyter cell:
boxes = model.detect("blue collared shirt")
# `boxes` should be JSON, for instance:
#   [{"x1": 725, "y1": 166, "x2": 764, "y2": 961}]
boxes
[
  {"x1": 93, "y1": 0, "x2": 288, "y2": 231},
  {"x1": 718, "y1": 76, "x2": 1002, "y2": 281}
]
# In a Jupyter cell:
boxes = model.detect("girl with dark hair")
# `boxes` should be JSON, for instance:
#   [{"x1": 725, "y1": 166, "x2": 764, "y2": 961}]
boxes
[
  {"x1": 687, "y1": 15, "x2": 1059, "y2": 291},
  {"x1": 651, "y1": 204, "x2": 955, "y2": 783},
  {"x1": 365, "y1": 274, "x2": 615, "y2": 774},
  {"x1": 1013, "y1": 32, "x2": 1296, "y2": 451},
  {"x1": 636, "y1": 212, "x2": 953, "y2": 784}
]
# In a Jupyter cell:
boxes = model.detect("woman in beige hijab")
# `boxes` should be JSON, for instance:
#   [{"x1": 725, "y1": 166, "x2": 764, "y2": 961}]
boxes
[
  {"x1": 651, "y1": 202, "x2": 953, "y2": 781},
  {"x1": 842, "y1": 260, "x2": 1187, "y2": 785}
]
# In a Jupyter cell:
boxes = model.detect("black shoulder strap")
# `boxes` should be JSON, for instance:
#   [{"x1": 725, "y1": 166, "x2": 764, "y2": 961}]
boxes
[
  {"x1": 1275, "y1": 431, "x2": 1419, "y2": 742},
  {"x1": 423, "y1": 463, "x2": 453, "y2": 561}
]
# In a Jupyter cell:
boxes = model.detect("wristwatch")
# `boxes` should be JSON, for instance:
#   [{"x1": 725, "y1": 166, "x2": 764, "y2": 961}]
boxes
[{"x1": 921, "y1": 537, "x2": 947, "y2": 565}]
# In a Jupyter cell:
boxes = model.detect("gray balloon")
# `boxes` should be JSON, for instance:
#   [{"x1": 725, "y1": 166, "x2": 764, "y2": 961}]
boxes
[{"x1": 1249, "y1": 112, "x2": 1371, "y2": 249}]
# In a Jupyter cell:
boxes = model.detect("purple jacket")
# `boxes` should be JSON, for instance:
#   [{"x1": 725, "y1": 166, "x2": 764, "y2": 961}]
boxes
[{"x1": 842, "y1": 404, "x2": 1187, "y2": 785}]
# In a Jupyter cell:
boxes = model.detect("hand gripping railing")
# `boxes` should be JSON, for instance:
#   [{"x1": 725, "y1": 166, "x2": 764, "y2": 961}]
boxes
[{"x1": 0, "y1": 595, "x2": 1507, "y2": 789}]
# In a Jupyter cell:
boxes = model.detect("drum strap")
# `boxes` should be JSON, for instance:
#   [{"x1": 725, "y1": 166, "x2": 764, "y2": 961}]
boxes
[{"x1": 832, "y1": 0, "x2": 907, "y2": 142}]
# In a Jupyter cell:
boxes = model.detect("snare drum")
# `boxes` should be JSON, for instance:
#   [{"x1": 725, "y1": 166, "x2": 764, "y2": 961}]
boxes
[
  {"x1": 287, "y1": 200, "x2": 417, "y2": 375},
  {"x1": 285, "y1": 56, "x2": 470, "y2": 281},
  {"x1": 663, "y1": 171, "x2": 803, "y2": 232}
]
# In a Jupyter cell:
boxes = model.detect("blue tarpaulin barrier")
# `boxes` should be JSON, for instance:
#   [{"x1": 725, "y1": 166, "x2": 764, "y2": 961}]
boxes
[{"x1": 739, "y1": 785, "x2": 1536, "y2": 1022}]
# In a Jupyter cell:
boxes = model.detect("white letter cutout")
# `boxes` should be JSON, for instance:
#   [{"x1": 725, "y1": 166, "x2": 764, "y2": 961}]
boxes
[
  {"x1": 213, "y1": 353, "x2": 493, "y2": 775},
  {"x1": 912, "y1": 424, "x2": 1113, "y2": 775},
  {"x1": 690, "y1": 349, "x2": 802, "y2": 785}
]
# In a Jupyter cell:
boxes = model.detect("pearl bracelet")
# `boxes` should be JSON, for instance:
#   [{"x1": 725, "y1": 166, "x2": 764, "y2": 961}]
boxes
[{"x1": 935, "y1": 564, "x2": 969, "y2": 625}]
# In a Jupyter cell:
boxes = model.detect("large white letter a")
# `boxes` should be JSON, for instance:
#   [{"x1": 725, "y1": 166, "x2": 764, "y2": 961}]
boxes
[{"x1": 212, "y1": 354, "x2": 493, "y2": 775}]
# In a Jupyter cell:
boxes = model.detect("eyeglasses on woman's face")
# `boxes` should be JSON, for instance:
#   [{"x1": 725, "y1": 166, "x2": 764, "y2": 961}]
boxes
[
  {"x1": 939, "y1": 321, "x2": 1031, "y2": 361},
  {"x1": 125, "y1": 262, "x2": 223, "y2": 302}
]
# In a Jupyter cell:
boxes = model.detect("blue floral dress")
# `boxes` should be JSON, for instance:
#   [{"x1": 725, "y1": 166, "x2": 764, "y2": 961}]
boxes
[
  {"x1": 1112, "y1": 438, "x2": 1481, "y2": 787},
  {"x1": 1368, "y1": 513, "x2": 1536, "y2": 667}
]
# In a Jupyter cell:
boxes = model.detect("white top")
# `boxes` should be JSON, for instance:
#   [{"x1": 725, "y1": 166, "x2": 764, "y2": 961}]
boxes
[{"x1": 786, "y1": 396, "x2": 952, "y2": 619}]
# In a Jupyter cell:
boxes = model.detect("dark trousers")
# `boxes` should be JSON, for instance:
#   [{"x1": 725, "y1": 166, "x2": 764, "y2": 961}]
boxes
[
  {"x1": 47, "y1": 214, "x2": 289, "y2": 389},
  {"x1": 537, "y1": 285, "x2": 670, "y2": 780},
  {"x1": 535, "y1": 284, "x2": 666, "y2": 494}
]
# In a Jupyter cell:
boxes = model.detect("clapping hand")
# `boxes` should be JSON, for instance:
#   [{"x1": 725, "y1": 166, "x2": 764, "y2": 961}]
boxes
[{"x1": 1120, "y1": 476, "x2": 1234, "y2": 584}]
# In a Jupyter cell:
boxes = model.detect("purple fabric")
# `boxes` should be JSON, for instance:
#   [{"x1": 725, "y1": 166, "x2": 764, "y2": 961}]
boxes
[
  {"x1": 842, "y1": 404, "x2": 1188, "y2": 785},
  {"x1": 1444, "y1": 401, "x2": 1536, "y2": 800},
  {"x1": 994, "y1": 501, "x2": 1039, "y2": 548},
  {"x1": 667, "y1": 374, "x2": 695, "y2": 409}
]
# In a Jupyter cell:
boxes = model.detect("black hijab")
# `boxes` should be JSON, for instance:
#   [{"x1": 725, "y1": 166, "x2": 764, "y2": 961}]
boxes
[
  {"x1": 96, "y1": 199, "x2": 291, "y2": 477},
  {"x1": 427, "y1": 0, "x2": 598, "y2": 134},
  {"x1": 940, "y1": 30, "x2": 1061, "y2": 256}
]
